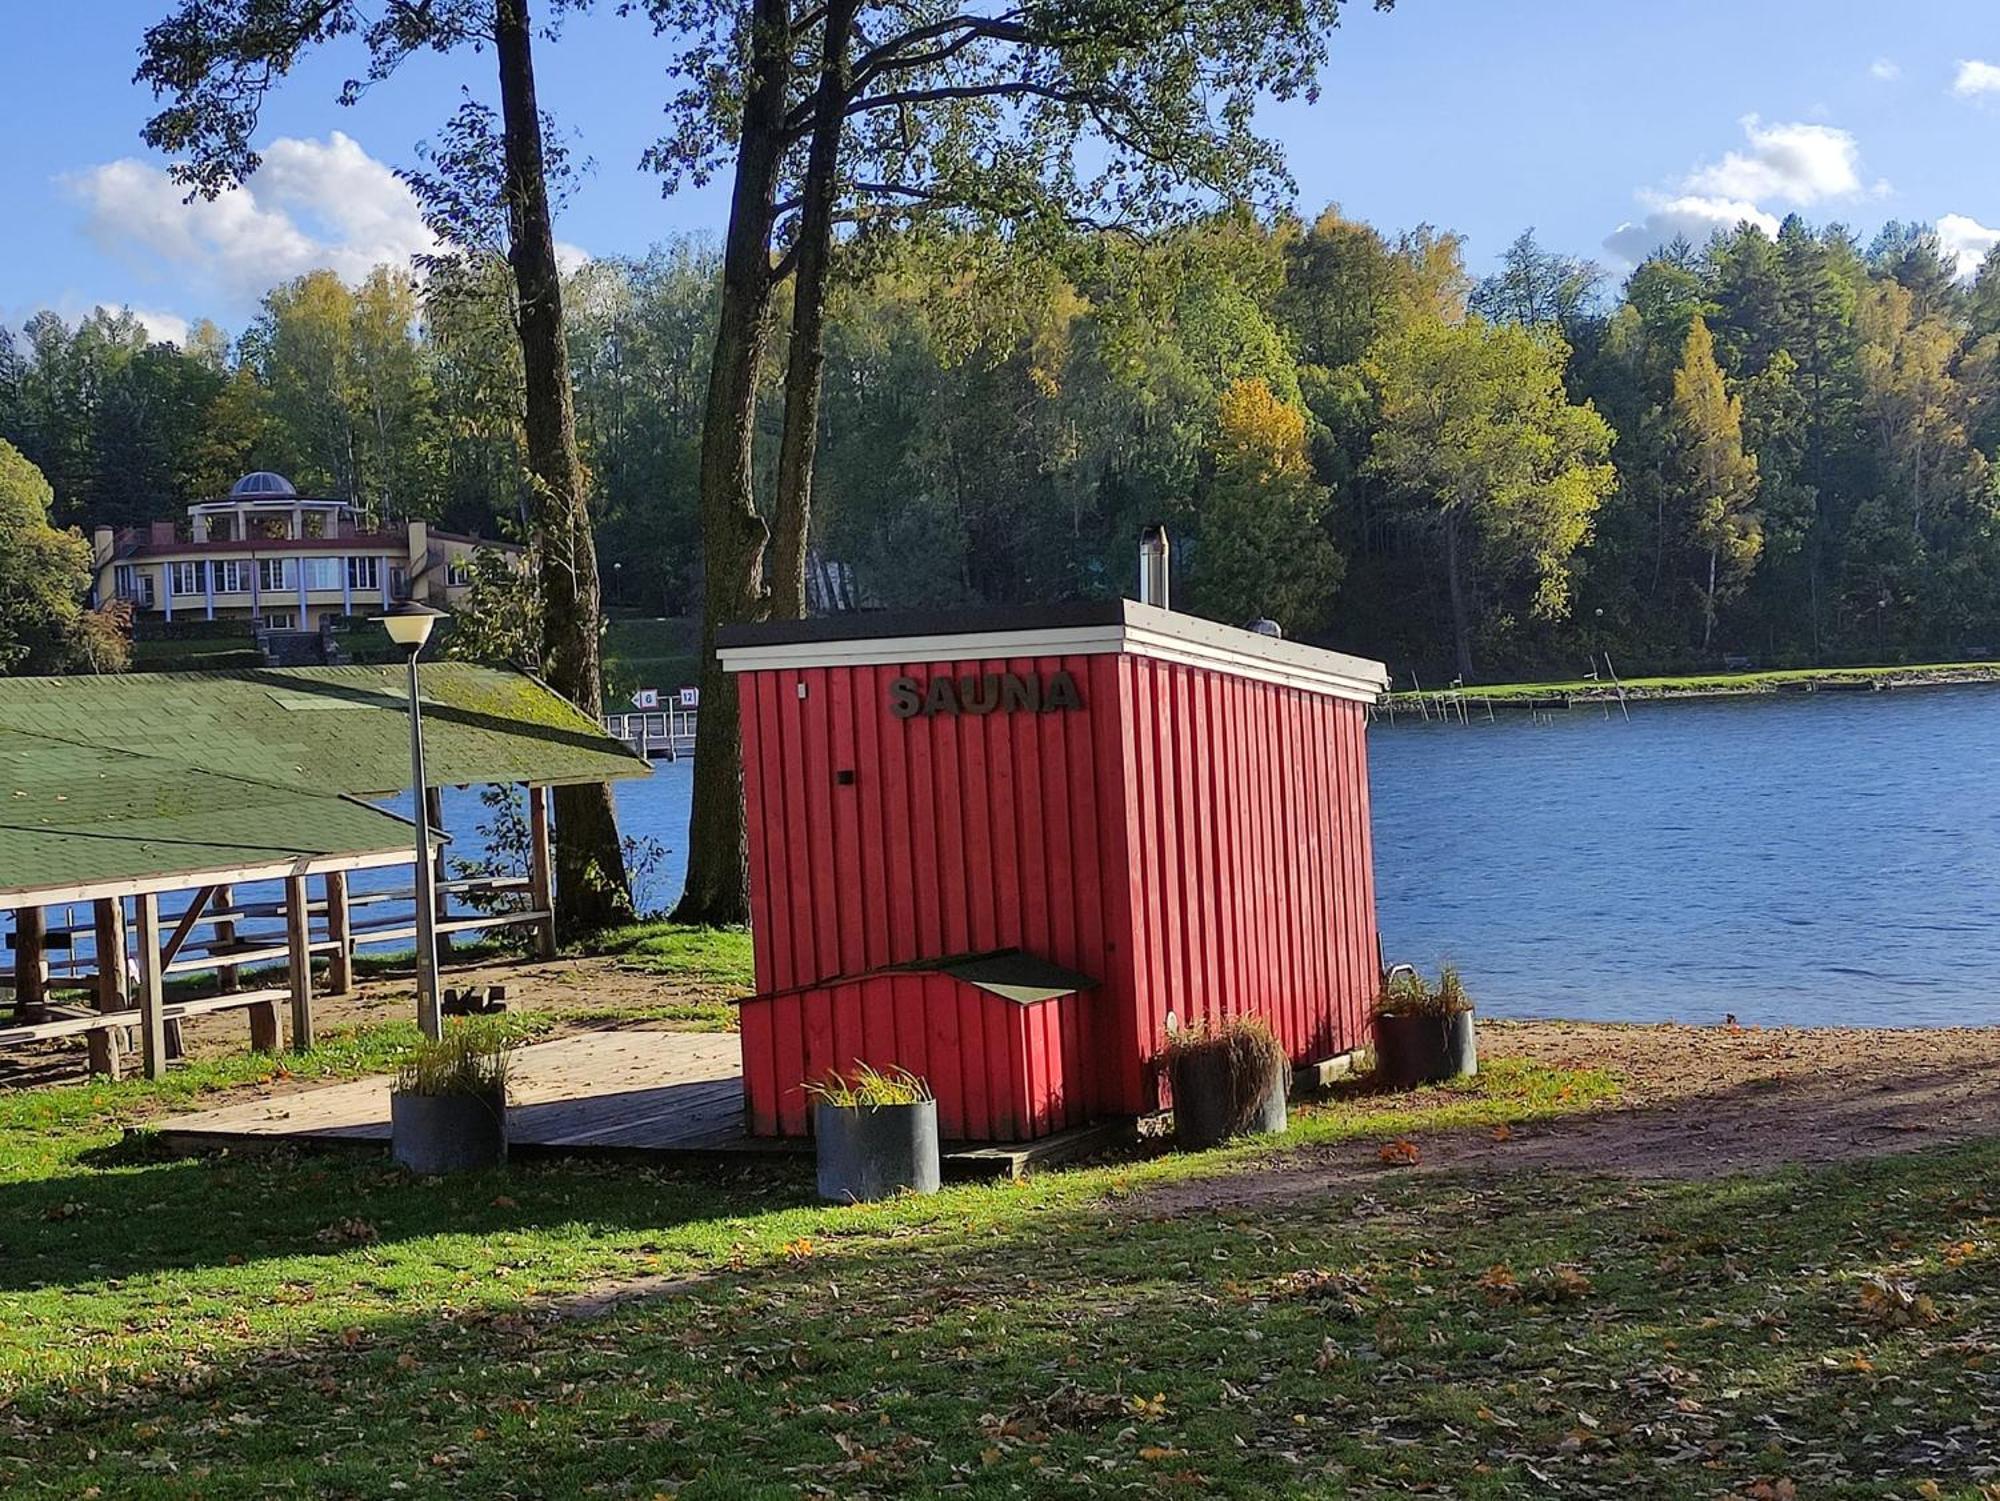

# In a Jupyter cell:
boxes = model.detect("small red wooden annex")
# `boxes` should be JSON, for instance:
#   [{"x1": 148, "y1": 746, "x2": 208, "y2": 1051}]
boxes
[{"x1": 717, "y1": 600, "x2": 1390, "y2": 1142}]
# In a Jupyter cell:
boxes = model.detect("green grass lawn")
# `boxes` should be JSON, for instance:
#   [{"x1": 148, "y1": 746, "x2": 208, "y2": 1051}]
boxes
[
  {"x1": 602, "y1": 615, "x2": 699, "y2": 704},
  {"x1": 1397, "y1": 660, "x2": 2000, "y2": 704},
  {"x1": 4, "y1": 1035, "x2": 1998, "y2": 1498},
  {"x1": 584, "y1": 921, "x2": 754, "y2": 988}
]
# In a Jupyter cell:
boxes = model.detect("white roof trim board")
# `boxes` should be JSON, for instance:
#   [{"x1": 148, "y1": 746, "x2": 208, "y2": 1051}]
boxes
[{"x1": 717, "y1": 601, "x2": 1389, "y2": 703}]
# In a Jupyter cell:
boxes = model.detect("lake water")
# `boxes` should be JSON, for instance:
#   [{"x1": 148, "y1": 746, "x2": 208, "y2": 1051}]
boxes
[
  {"x1": 1368, "y1": 687, "x2": 2000, "y2": 1028},
  {"x1": 14, "y1": 688, "x2": 2000, "y2": 1029}
]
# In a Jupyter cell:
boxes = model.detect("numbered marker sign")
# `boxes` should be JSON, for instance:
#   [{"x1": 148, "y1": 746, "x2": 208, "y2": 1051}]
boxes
[
  {"x1": 678, "y1": 687, "x2": 700, "y2": 708},
  {"x1": 632, "y1": 688, "x2": 660, "y2": 710}
]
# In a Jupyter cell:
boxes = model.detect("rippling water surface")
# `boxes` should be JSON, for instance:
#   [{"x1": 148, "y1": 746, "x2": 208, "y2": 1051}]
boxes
[{"x1": 1366, "y1": 687, "x2": 2000, "y2": 1027}]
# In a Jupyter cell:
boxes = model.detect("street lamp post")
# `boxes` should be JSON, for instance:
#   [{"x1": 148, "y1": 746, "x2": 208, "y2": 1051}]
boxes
[{"x1": 374, "y1": 602, "x2": 447, "y2": 1040}]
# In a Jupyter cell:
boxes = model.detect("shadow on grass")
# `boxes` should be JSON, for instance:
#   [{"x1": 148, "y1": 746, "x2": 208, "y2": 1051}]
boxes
[
  {"x1": 7, "y1": 1139, "x2": 2000, "y2": 1499},
  {"x1": 0, "y1": 1142, "x2": 821, "y2": 1294}
]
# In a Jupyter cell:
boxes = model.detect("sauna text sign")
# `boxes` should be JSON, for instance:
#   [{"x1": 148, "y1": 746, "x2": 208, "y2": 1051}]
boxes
[{"x1": 887, "y1": 669, "x2": 1083, "y2": 719}]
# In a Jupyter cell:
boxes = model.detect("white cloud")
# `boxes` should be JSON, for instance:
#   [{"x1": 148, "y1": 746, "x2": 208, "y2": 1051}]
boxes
[
  {"x1": 1604, "y1": 194, "x2": 1781, "y2": 264},
  {"x1": 1953, "y1": 59, "x2": 2000, "y2": 97},
  {"x1": 1870, "y1": 58, "x2": 1901, "y2": 82},
  {"x1": 126, "y1": 307, "x2": 191, "y2": 345},
  {"x1": 1683, "y1": 116, "x2": 1863, "y2": 206},
  {"x1": 1604, "y1": 115, "x2": 1870, "y2": 265},
  {"x1": 1937, "y1": 213, "x2": 2000, "y2": 279},
  {"x1": 63, "y1": 132, "x2": 440, "y2": 310}
]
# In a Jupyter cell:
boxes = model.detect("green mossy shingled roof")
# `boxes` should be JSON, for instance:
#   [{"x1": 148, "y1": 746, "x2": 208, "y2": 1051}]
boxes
[
  {"x1": 0, "y1": 665, "x2": 648, "y2": 902},
  {"x1": 0, "y1": 664, "x2": 647, "y2": 798}
]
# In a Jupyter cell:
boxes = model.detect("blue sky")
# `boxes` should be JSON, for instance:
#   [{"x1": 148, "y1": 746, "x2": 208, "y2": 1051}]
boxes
[{"x1": 2, "y1": 0, "x2": 1996, "y2": 343}]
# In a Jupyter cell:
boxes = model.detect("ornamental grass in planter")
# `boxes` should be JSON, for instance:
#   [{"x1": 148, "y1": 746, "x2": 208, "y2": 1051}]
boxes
[
  {"x1": 806, "y1": 1064, "x2": 941, "y2": 1203},
  {"x1": 390, "y1": 1024, "x2": 512, "y2": 1174},
  {"x1": 1373, "y1": 965, "x2": 1478, "y2": 1089},
  {"x1": 1163, "y1": 1016, "x2": 1290, "y2": 1151}
]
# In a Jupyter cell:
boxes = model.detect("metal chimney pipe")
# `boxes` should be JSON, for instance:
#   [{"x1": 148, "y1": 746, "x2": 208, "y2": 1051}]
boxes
[{"x1": 1138, "y1": 524, "x2": 1170, "y2": 610}]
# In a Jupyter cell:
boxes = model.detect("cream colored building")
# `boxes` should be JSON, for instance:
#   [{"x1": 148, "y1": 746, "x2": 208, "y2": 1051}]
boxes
[{"x1": 91, "y1": 472, "x2": 517, "y2": 633}]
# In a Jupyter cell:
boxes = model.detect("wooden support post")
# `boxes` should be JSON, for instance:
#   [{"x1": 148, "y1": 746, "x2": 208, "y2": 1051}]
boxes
[
  {"x1": 87, "y1": 1023, "x2": 125, "y2": 1081},
  {"x1": 11, "y1": 907, "x2": 48, "y2": 1016},
  {"x1": 214, "y1": 884, "x2": 240, "y2": 992},
  {"x1": 527, "y1": 783, "x2": 556, "y2": 959},
  {"x1": 324, "y1": 870, "x2": 353, "y2": 996},
  {"x1": 136, "y1": 892, "x2": 167, "y2": 1081},
  {"x1": 425, "y1": 786, "x2": 452, "y2": 960},
  {"x1": 285, "y1": 873, "x2": 314, "y2": 1052},
  {"x1": 92, "y1": 898, "x2": 128, "y2": 1012},
  {"x1": 87, "y1": 897, "x2": 129, "y2": 1079}
]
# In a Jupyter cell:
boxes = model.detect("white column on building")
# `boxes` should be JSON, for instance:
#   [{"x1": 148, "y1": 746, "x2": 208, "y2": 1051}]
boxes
[
  {"x1": 250, "y1": 555, "x2": 261, "y2": 619},
  {"x1": 161, "y1": 561, "x2": 174, "y2": 622},
  {"x1": 203, "y1": 560, "x2": 215, "y2": 621},
  {"x1": 341, "y1": 557, "x2": 353, "y2": 617},
  {"x1": 296, "y1": 554, "x2": 309, "y2": 623},
  {"x1": 379, "y1": 561, "x2": 391, "y2": 609}
]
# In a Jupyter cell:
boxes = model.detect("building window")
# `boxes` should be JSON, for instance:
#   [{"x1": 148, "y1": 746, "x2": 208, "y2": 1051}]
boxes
[
  {"x1": 171, "y1": 561, "x2": 204, "y2": 596},
  {"x1": 347, "y1": 556, "x2": 382, "y2": 591},
  {"x1": 390, "y1": 567, "x2": 411, "y2": 601},
  {"x1": 115, "y1": 565, "x2": 155, "y2": 608},
  {"x1": 213, "y1": 561, "x2": 246, "y2": 594},
  {"x1": 258, "y1": 557, "x2": 295, "y2": 593},
  {"x1": 446, "y1": 558, "x2": 474, "y2": 588},
  {"x1": 303, "y1": 557, "x2": 343, "y2": 591},
  {"x1": 262, "y1": 610, "x2": 296, "y2": 630}
]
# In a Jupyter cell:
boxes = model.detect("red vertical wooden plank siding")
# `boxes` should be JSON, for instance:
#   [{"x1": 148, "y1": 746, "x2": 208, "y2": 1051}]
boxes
[
  {"x1": 775, "y1": 992, "x2": 809, "y2": 1134},
  {"x1": 931, "y1": 704, "x2": 970, "y2": 957},
  {"x1": 1296, "y1": 688, "x2": 1325, "y2": 1057},
  {"x1": 958, "y1": 686, "x2": 995, "y2": 953},
  {"x1": 779, "y1": 673, "x2": 817, "y2": 993},
  {"x1": 737, "y1": 681, "x2": 779, "y2": 1130},
  {"x1": 859, "y1": 667, "x2": 893, "y2": 971},
  {"x1": 1038, "y1": 660, "x2": 1076, "y2": 964},
  {"x1": 892, "y1": 973, "x2": 930, "y2": 1098},
  {"x1": 827, "y1": 671, "x2": 864, "y2": 978},
  {"x1": 740, "y1": 1000, "x2": 776, "y2": 1135},
  {"x1": 876, "y1": 666, "x2": 918, "y2": 966},
  {"x1": 731, "y1": 630, "x2": 1382, "y2": 1136},
  {"x1": 926, "y1": 970, "x2": 966, "y2": 1138}
]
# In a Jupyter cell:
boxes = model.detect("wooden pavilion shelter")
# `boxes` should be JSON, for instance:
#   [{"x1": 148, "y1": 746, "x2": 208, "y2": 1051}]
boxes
[{"x1": 0, "y1": 664, "x2": 648, "y2": 1078}]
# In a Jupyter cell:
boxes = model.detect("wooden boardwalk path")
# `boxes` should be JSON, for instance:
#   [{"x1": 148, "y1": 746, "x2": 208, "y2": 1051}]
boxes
[
  {"x1": 152, "y1": 1028, "x2": 1132, "y2": 1175},
  {"x1": 155, "y1": 1031, "x2": 777, "y2": 1160}
]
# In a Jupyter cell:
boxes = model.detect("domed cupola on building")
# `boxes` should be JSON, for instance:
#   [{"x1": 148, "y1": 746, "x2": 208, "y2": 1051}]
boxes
[{"x1": 228, "y1": 471, "x2": 298, "y2": 499}]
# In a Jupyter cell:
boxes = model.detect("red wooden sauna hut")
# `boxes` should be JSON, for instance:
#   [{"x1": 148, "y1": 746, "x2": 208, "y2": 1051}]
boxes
[{"x1": 717, "y1": 594, "x2": 1390, "y2": 1144}]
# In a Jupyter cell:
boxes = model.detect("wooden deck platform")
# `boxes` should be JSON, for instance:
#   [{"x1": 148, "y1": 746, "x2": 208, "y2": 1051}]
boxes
[{"x1": 150, "y1": 1030, "x2": 1133, "y2": 1178}]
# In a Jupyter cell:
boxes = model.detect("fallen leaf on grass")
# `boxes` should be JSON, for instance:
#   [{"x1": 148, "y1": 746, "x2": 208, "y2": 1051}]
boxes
[
  {"x1": 1378, "y1": 1140, "x2": 1421, "y2": 1166},
  {"x1": 1855, "y1": 1274, "x2": 1940, "y2": 1329}
]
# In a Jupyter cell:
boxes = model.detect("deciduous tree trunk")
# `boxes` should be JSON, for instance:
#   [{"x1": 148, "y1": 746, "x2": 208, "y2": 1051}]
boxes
[
  {"x1": 674, "y1": 0, "x2": 793, "y2": 927},
  {"x1": 495, "y1": 0, "x2": 633, "y2": 934},
  {"x1": 769, "y1": 0, "x2": 860, "y2": 622},
  {"x1": 1443, "y1": 506, "x2": 1474, "y2": 682}
]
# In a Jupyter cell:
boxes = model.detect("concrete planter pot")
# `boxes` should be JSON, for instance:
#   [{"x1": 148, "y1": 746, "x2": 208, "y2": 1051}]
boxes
[
  {"x1": 1170, "y1": 1046, "x2": 1289, "y2": 1151},
  {"x1": 391, "y1": 1085, "x2": 508, "y2": 1174},
  {"x1": 814, "y1": 1100, "x2": 941, "y2": 1202},
  {"x1": 1373, "y1": 1009, "x2": 1478, "y2": 1089}
]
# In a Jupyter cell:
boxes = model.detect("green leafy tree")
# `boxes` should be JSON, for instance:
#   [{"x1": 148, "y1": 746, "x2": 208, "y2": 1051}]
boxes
[
  {"x1": 1365, "y1": 315, "x2": 1616, "y2": 679},
  {"x1": 140, "y1": 0, "x2": 634, "y2": 932},
  {"x1": 1190, "y1": 378, "x2": 1342, "y2": 631},
  {"x1": 1668, "y1": 316, "x2": 1761, "y2": 648},
  {"x1": 0, "y1": 441, "x2": 125, "y2": 675},
  {"x1": 650, "y1": 0, "x2": 1398, "y2": 923}
]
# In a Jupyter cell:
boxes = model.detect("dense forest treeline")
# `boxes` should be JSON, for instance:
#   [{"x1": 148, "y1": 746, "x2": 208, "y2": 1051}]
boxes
[{"x1": 6, "y1": 208, "x2": 2000, "y2": 683}]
